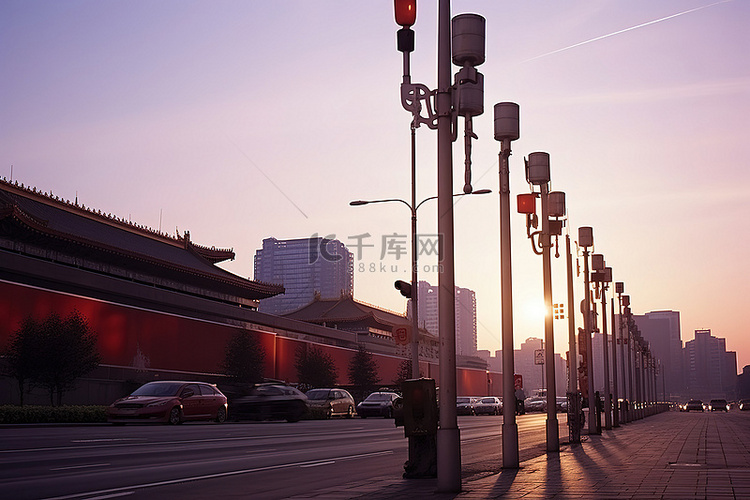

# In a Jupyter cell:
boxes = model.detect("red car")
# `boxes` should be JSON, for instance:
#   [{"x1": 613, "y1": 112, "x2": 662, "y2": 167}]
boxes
[{"x1": 107, "y1": 381, "x2": 227, "y2": 425}]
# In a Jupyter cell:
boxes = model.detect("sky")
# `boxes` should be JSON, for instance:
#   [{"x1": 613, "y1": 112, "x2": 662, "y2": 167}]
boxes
[{"x1": 2, "y1": 1, "x2": 749, "y2": 370}]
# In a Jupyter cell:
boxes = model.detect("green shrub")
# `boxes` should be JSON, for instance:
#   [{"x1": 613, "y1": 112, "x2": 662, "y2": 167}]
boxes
[{"x1": 0, "y1": 405, "x2": 108, "y2": 424}]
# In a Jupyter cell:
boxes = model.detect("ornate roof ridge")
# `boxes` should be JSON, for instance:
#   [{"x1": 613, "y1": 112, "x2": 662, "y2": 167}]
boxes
[{"x1": 0, "y1": 177, "x2": 234, "y2": 257}]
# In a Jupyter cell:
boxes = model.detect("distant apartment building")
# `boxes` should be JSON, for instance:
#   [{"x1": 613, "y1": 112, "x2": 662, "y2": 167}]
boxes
[
  {"x1": 633, "y1": 310, "x2": 684, "y2": 399},
  {"x1": 254, "y1": 236, "x2": 353, "y2": 315},
  {"x1": 684, "y1": 329, "x2": 737, "y2": 400},
  {"x1": 413, "y1": 280, "x2": 477, "y2": 356}
]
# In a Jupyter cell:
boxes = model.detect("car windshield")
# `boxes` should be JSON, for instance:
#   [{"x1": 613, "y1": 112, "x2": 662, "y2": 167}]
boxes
[
  {"x1": 306, "y1": 390, "x2": 331, "y2": 400},
  {"x1": 131, "y1": 382, "x2": 182, "y2": 397},
  {"x1": 457, "y1": 397, "x2": 471, "y2": 404},
  {"x1": 365, "y1": 393, "x2": 392, "y2": 402},
  {"x1": 480, "y1": 398, "x2": 496, "y2": 404}
]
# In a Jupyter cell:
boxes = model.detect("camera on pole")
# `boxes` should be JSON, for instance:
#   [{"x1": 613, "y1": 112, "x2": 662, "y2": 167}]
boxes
[{"x1": 394, "y1": 280, "x2": 412, "y2": 298}]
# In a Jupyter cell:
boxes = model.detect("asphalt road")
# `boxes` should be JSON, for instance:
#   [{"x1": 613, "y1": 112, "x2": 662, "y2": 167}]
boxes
[{"x1": 0, "y1": 413, "x2": 567, "y2": 499}]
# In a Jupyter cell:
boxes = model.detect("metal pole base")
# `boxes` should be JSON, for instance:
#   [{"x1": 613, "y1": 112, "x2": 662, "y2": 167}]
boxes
[
  {"x1": 546, "y1": 417, "x2": 560, "y2": 452},
  {"x1": 436, "y1": 428, "x2": 461, "y2": 492},
  {"x1": 502, "y1": 422, "x2": 519, "y2": 468}
]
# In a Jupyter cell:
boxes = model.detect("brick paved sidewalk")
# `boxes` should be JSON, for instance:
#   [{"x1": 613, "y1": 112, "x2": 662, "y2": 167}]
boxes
[{"x1": 315, "y1": 410, "x2": 750, "y2": 499}]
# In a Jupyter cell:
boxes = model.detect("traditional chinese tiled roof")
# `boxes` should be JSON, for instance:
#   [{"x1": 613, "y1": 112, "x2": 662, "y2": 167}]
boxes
[
  {"x1": 283, "y1": 294, "x2": 433, "y2": 340},
  {"x1": 0, "y1": 178, "x2": 283, "y2": 300}
]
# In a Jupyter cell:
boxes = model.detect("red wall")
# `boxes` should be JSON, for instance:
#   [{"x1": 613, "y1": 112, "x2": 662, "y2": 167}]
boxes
[{"x1": 0, "y1": 281, "x2": 501, "y2": 395}]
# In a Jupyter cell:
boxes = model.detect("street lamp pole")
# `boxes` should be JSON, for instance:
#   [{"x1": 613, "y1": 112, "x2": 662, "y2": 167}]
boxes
[
  {"x1": 493, "y1": 102, "x2": 520, "y2": 467},
  {"x1": 350, "y1": 190, "x2": 491, "y2": 382},
  {"x1": 521, "y1": 152, "x2": 558, "y2": 452},
  {"x1": 610, "y1": 292, "x2": 619, "y2": 427},
  {"x1": 409, "y1": 123, "x2": 419, "y2": 379},
  {"x1": 578, "y1": 227, "x2": 596, "y2": 436},
  {"x1": 565, "y1": 232, "x2": 581, "y2": 443},
  {"x1": 435, "y1": 0, "x2": 461, "y2": 491},
  {"x1": 540, "y1": 181, "x2": 559, "y2": 452}
]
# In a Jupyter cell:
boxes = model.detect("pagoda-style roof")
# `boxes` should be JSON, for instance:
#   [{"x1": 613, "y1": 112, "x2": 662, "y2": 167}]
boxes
[
  {"x1": 0, "y1": 178, "x2": 283, "y2": 301},
  {"x1": 283, "y1": 294, "x2": 433, "y2": 340}
]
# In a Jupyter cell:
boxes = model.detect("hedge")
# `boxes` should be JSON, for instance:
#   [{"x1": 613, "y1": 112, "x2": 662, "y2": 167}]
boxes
[{"x1": 0, "y1": 405, "x2": 108, "y2": 424}]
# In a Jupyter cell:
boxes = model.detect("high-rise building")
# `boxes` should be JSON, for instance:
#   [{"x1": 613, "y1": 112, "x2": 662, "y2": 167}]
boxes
[
  {"x1": 254, "y1": 236, "x2": 353, "y2": 315},
  {"x1": 413, "y1": 280, "x2": 477, "y2": 356},
  {"x1": 684, "y1": 329, "x2": 737, "y2": 400},
  {"x1": 633, "y1": 310, "x2": 683, "y2": 399}
]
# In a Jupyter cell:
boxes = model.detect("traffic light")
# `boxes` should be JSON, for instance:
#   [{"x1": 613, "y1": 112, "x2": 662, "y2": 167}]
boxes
[
  {"x1": 394, "y1": 0, "x2": 416, "y2": 27},
  {"x1": 394, "y1": 280, "x2": 412, "y2": 298},
  {"x1": 554, "y1": 303, "x2": 565, "y2": 320}
]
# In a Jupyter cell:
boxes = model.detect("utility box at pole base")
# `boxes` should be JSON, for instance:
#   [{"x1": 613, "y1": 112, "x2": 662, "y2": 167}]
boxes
[
  {"x1": 402, "y1": 378, "x2": 438, "y2": 437},
  {"x1": 400, "y1": 378, "x2": 438, "y2": 479}
]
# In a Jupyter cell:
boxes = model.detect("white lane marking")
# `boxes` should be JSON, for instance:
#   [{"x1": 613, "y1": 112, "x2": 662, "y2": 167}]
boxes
[
  {"x1": 300, "y1": 461, "x2": 336, "y2": 468},
  {"x1": 40, "y1": 450, "x2": 393, "y2": 500},
  {"x1": 70, "y1": 439, "x2": 142, "y2": 443},
  {"x1": 83, "y1": 493, "x2": 134, "y2": 500},
  {"x1": 50, "y1": 463, "x2": 110, "y2": 471},
  {"x1": 4, "y1": 429, "x2": 382, "y2": 454}
]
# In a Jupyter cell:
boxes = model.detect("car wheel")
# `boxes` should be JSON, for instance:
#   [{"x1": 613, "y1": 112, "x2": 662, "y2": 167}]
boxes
[
  {"x1": 215, "y1": 407, "x2": 227, "y2": 423},
  {"x1": 325, "y1": 407, "x2": 333, "y2": 419},
  {"x1": 346, "y1": 406, "x2": 354, "y2": 419},
  {"x1": 168, "y1": 407, "x2": 183, "y2": 425}
]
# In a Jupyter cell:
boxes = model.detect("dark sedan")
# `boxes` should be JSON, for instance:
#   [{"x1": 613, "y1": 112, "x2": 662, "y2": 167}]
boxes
[
  {"x1": 230, "y1": 384, "x2": 308, "y2": 422},
  {"x1": 107, "y1": 381, "x2": 227, "y2": 425},
  {"x1": 356, "y1": 391, "x2": 400, "y2": 418}
]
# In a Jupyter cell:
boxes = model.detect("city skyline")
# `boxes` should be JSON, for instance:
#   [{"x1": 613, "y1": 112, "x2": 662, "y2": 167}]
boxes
[{"x1": 2, "y1": 1, "x2": 748, "y2": 369}]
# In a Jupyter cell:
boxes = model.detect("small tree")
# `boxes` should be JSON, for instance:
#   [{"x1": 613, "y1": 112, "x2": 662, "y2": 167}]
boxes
[
  {"x1": 4, "y1": 311, "x2": 101, "y2": 406},
  {"x1": 4, "y1": 317, "x2": 44, "y2": 406},
  {"x1": 221, "y1": 330, "x2": 266, "y2": 384},
  {"x1": 35, "y1": 311, "x2": 101, "y2": 406},
  {"x1": 348, "y1": 344, "x2": 380, "y2": 401},
  {"x1": 295, "y1": 345, "x2": 337, "y2": 391}
]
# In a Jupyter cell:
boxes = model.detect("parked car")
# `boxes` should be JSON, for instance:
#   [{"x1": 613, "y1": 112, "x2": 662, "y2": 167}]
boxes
[
  {"x1": 739, "y1": 399, "x2": 750, "y2": 411},
  {"x1": 229, "y1": 383, "x2": 308, "y2": 422},
  {"x1": 708, "y1": 399, "x2": 729, "y2": 412},
  {"x1": 524, "y1": 397, "x2": 546, "y2": 412},
  {"x1": 684, "y1": 399, "x2": 705, "y2": 412},
  {"x1": 356, "y1": 391, "x2": 399, "y2": 418},
  {"x1": 474, "y1": 397, "x2": 502, "y2": 415},
  {"x1": 556, "y1": 397, "x2": 568, "y2": 412},
  {"x1": 456, "y1": 396, "x2": 477, "y2": 415},
  {"x1": 107, "y1": 381, "x2": 227, "y2": 425},
  {"x1": 306, "y1": 388, "x2": 356, "y2": 418}
]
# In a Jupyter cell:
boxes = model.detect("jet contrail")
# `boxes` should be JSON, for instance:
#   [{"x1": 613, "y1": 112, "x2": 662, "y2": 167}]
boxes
[{"x1": 524, "y1": 0, "x2": 733, "y2": 63}]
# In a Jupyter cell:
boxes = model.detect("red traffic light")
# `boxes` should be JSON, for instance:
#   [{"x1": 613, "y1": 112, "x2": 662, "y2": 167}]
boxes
[
  {"x1": 394, "y1": 0, "x2": 416, "y2": 27},
  {"x1": 517, "y1": 193, "x2": 536, "y2": 214}
]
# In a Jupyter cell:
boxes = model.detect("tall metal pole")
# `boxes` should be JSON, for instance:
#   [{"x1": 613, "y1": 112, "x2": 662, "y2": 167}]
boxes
[
  {"x1": 541, "y1": 184, "x2": 559, "y2": 451},
  {"x1": 583, "y1": 249, "x2": 596, "y2": 435},
  {"x1": 410, "y1": 125, "x2": 420, "y2": 379},
  {"x1": 625, "y1": 309, "x2": 633, "y2": 421},
  {"x1": 436, "y1": 0, "x2": 461, "y2": 492},
  {"x1": 565, "y1": 234, "x2": 579, "y2": 443},
  {"x1": 498, "y1": 133, "x2": 519, "y2": 467},
  {"x1": 601, "y1": 285, "x2": 611, "y2": 430},
  {"x1": 610, "y1": 296, "x2": 619, "y2": 427}
]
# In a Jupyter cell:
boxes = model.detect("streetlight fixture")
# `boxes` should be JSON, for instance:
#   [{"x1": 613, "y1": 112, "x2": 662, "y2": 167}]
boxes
[
  {"x1": 578, "y1": 226, "x2": 597, "y2": 435},
  {"x1": 350, "y1": 188, "x2": 489, "y2": 481},
  {"x1": 592, "y1": 261, "x2": 612, "y2": 430},
  {"x1": 519, "y1": 151, "x2": 559, "y2": 452},
  {"x1": 493, "y1": 101, "x2": 521, "y2": 467},
  {"x1": 392, "y1": 0, "x2": 490, "y2": 491},
  {"x1": 349, "y1": 188, "x2": 491, "y2": 381},
  {"x1": 609, "y1": 276, "x2": 620, "y2": 427}
]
